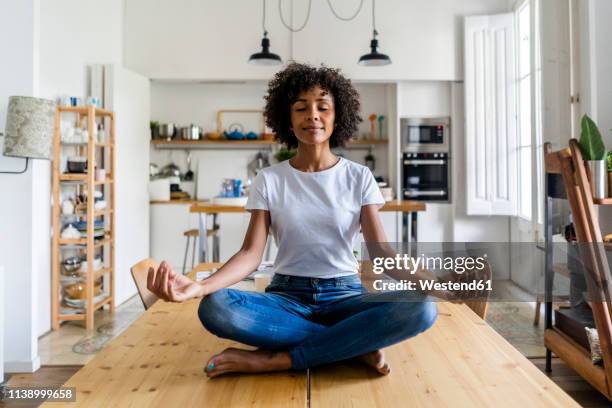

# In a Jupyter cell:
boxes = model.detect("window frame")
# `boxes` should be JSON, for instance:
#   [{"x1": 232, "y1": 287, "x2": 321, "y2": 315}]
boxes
[{"x1": 513, "y1": 0, "x2": 544, "y2": 236}]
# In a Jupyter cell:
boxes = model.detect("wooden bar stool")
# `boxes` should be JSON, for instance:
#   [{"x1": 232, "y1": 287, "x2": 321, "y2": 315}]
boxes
[{"x1": 183, "y1": 228, "x2": 217, "y2": 274}]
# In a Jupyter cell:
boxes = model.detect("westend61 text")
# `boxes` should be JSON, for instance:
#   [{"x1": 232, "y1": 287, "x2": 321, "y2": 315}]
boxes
[{"x1": 373, "y1": 279, "x2": 493, "y2": 292}]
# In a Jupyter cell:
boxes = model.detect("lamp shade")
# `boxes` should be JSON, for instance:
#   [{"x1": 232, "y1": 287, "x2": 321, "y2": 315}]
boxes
[
  {"x1": 3, "y1": 96, "x2": 55, "y2": 160},
  {"x1": 358, "y1": 39, "x2": 391, "y2": 66},
  {"x1": 248, "y1": 36, "x2": 282, "y2": 66}
]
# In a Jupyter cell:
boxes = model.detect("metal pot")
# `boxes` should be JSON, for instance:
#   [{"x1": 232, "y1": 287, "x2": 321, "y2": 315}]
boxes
[
  {"x1": 159, "y1": 123, "x2": 175, "y2": 140},
  {"x1": 159, "y1": 163, "x2": 181, "y2": 178},
  {"x1": 180, "y1": 124, "x2": 200, "y2": 140},
  {"x1": 587, "y1": 160, "x2": 607, "y2": 199}
]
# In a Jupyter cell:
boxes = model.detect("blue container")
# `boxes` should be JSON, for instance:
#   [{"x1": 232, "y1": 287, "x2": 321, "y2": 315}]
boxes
[{"x1": 233, "y1": 179, "x2": 242, "y2": 197}]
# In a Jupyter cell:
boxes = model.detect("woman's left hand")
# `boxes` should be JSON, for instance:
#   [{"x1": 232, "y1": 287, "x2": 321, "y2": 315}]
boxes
[{"x1": 147, "y1": 261, "x2": 205, "y2": 303}]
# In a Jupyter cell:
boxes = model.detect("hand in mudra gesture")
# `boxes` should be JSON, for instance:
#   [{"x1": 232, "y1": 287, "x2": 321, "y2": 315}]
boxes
[{"x1": 147, "y1": 261, "x2": 203, "y2": 303}]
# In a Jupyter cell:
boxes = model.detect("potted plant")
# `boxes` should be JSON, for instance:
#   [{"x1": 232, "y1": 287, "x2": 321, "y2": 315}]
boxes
[
  {"x1": 578, "y1": 114, "x2": 607, "y2": 199},
  {"x1": 150, "y1": 121, "x2": 160, "y2": 139},
  {"x1": 274, "y1": 148, "x2": 297, "y2": 162},
  {"x1": 607, "y1": 150, "x2": 612, "y2": 198}
]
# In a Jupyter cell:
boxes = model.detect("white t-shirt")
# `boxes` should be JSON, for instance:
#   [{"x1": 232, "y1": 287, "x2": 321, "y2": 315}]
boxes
[{"x1": 246, "y1": 157, "x2": 385, "y2": 278}]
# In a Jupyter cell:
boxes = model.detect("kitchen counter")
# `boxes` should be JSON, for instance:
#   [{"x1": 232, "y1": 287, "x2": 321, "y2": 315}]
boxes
[
  {"x1": 152, "y1": 199, "x2": 426, "y2": 212},
  {"x1": 150, "y1": 199, "x2": 200, "y2": 205}
]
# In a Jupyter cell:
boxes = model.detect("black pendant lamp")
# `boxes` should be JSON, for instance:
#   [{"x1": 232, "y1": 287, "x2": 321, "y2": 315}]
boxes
[
  {"x1": 358, "y1": 0, "x2": 391, "y2": 66},
  {"x1": 249, "y1": 0, "x2": 282, "y2": 65}
]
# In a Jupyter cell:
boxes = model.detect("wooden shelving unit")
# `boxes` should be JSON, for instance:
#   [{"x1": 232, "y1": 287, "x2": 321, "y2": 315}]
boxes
[
  {"x1": 543, "y1": 141, "x2": 612, "y2": 402},
  {"x1": 51, "y1": 105, "x2": 116, "y2": 331}
]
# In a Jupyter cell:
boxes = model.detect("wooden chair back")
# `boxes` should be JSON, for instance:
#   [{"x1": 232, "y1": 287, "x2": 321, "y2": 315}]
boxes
[
  {"x1": 130, "y1": 259, "x2": 159, "y2": 310},
  {"x1": 463, "y1": 260, "x2": 492, "y2": 320},
  {"x1": 553, "y1": 140, "x2": 612, "y2": 394}
]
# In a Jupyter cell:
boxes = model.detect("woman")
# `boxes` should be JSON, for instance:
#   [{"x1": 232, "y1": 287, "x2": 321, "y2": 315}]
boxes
[{"x1": 147, "y1": 63, "x2": 438, "y2": 378}]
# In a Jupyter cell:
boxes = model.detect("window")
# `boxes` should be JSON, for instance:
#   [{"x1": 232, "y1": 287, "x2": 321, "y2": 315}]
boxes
[
  {"x1": 517, "y1": 1, "x2": 532, "y2": 220},
  {"x1": 515, "y1": 0, "x2": 543, "y2": 228},
  {"x1": 464, "y1": 4, "x2": 542, "y2": 220}
]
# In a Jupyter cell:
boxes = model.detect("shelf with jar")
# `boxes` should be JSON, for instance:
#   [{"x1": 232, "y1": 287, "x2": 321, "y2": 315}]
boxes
[{"x1": 51, "y1": 105, "x2": 116, "y2": 331}]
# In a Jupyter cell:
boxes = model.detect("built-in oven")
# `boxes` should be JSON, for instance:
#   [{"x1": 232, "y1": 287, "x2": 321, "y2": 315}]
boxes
[
  {"x1": 402, "y1": 152, "x2": 450, "y2": 202},
  {"x1": 400, "y1": 117, "x2": 450, "y2": 152}
]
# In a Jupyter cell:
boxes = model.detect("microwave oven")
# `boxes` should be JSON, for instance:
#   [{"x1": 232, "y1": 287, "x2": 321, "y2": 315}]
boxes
[{"x1": 400, "y1": 117, "x2": 450, "y2": 152}]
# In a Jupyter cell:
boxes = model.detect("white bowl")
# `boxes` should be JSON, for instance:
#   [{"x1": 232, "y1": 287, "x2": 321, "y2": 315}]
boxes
[{"x1": 78, "y1": 257, "x2": 103, "y2": 273}]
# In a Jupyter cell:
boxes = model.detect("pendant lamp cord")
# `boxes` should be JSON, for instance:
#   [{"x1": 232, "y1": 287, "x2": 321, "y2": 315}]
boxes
[
  {"x1": 262, "y1": 0, "x2": 268, "y2": 36},
  {"x1": 326, "y1": 0, "x2": 364, "y2": 21},
  {"x1": 279, "y1": 0, "x2": 312, "y2": 33},
  {"x1": 372, "y1": 0, "x2": 378, "y2": 38}
]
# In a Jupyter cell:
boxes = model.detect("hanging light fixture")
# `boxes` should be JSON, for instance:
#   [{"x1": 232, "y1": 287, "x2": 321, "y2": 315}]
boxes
[
  {"x1": 358, "y1": 0, "x2": 391, "y2": 66},
  {"x1": 249, "y1": 0, "x2": 282, "y2": 65}
]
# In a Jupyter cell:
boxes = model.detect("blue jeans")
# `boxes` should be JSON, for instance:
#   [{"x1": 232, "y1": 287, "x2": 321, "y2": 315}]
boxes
[{"x1": 198, "y1": 273, "x2": 437, "y2": 370}]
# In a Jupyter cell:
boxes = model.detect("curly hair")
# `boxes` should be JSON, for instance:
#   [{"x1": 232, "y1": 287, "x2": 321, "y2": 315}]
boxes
[{"x1": 264, "y1": 62, "x2": 361, "y2": 148}]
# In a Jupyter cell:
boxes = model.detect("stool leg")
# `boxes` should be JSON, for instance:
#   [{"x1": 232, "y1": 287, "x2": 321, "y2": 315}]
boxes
[
  {"x1": 191, "y1": 235, "x2": 197, "y2": 271},
  {"x1": 182, "y1": 236, "x2": 190, "y2": 275},
  {"x1": 213, "y1": 235, "x2": 220, "y2": 263}
]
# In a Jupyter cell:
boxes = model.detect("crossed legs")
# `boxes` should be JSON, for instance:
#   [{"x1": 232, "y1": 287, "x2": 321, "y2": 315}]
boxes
[{"x1": 198, "y1": 289, "x2": 437, "y2": 377}]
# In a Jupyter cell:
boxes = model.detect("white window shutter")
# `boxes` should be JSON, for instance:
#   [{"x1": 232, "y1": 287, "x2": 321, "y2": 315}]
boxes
[{"x1": 465, "y1": 14, "x2": 517, "y2": 216}]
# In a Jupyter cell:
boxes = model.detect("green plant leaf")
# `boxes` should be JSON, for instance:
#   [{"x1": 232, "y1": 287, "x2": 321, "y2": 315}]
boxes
[
  {"x1": 607, "y1": 151, "x2": 612, "y2": 172},
  {"x1": 579, "y1": 114, "x2": 605, "y2": 160}
]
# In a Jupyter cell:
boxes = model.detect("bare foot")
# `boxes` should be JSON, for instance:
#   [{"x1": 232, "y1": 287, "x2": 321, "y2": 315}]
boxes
[
  {"x1": 204, "y1": 348, "x2": 292, "y2": 378},
  {"x1": 356, "y1": 350, "x2": 391, "y2": 375}
]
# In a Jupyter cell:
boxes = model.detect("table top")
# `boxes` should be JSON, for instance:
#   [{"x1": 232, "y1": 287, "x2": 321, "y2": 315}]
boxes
[
  {"x1": 189, "y1": 200, "x2": 426, "y2": 214},
  {"x1": 45, "y1": 267, "x2": 576, "y2": 407}
]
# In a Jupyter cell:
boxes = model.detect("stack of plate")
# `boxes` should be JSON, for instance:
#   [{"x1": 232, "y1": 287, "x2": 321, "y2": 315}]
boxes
[
  {"x1": 74, "y1": 220, "x2": 105, "y2": 238},
  {"x1": 64, "y1": 292, "x2": 108, "y2": 309}
]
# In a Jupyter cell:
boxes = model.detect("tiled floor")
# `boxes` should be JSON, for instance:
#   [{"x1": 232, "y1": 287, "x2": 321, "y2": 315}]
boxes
[{"x1": 38, "y1": 295, "x2": 145, "y2": 365}]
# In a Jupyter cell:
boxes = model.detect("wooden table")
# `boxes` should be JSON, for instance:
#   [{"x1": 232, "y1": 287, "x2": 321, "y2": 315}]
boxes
[
  {"x1": 190, "y1": 200, "x2": 426, "y2": 263},
  {"x1": 45, "y1": 281, "x2": 578, "y2": 407}
]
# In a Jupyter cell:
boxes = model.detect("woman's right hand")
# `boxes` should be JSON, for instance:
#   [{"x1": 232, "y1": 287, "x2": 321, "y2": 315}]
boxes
[{"x1": 147, "y1": 261, "x2": 205, "y2": 303}]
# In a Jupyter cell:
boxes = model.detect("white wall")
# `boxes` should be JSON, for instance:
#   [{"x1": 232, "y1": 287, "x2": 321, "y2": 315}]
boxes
[
  {"x1": 124, "y1": 0, "x2": 291, "y2": 81},
  {"x1": 38, "y1": 0, "x2": 124, "y2": 99},
  {"x1": 125, "y1": 0, "x2": 509, "y2": 81},
  {"x1": 0, "y1": 0, "x2": 41, "y2": 373},
  {"x1": 36, "y1": 0, "x2": 126, "y2": 335},
  {"x1": 540, "y1": 0, "x2": 571, "y2": 149},
  {"x1": 0, "y1": 266, "x2": 4, "y2": 382},
  {"x1": 110, "y1": 66, "x2": 151, "y2": 305}
]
